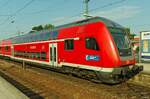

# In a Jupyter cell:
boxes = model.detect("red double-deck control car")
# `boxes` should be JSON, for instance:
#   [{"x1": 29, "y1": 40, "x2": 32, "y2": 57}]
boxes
[{"x1": 0, "y1": 17, "x2": 143, "y2": 84}]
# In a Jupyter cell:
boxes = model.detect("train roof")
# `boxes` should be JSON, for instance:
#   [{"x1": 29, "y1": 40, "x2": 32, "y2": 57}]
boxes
[
  {"x1": 22, "y1": 16, "x2": 124, "y2": 36},
  {"x1": 56, "y1": 16, "x2": 123, "y2": 29},
  {"x1": 2, "y1": 16, "x2": 124, "y2": 44}
]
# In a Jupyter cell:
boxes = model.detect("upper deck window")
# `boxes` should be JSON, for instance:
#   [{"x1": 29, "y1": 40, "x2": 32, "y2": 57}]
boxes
[
  {"x1": 65, "y1": 39, "x2": 74, "y2": 50},
  {"x1": 41, "y1": 52, "x2": 46, "y2": 60},
  {"x1": 85, "y1": 37, "x2": 99, "y2": 50}
]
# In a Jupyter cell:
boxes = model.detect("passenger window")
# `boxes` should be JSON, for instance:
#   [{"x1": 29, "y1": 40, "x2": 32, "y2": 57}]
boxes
[
  {"x1": 36, "y1": 52, "x2": 41, "y2": 59},
  {"x1": 41, "y1": 52, "x2": 46, "y2": 60},
  {"x1": 64, "y1": 39, "x2": 74, "y2": 50},
  {"x1": 85, "y1": 37, "x2": 99, "y2": 50}
]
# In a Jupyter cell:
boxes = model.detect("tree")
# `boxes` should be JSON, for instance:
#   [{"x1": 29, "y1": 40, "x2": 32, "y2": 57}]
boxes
[
  {"x1": 29, "y1": 30, "x2": 36, "y2": 33},
  {"x1": 44, "y1": 24, "x2": 54, "y2": 30},
  {"x1": 30, "y1": 24, "x2": 55, "y2": 33},
  {"x1": 32, "y1": 25, "x2": 43, "y2": 31}
]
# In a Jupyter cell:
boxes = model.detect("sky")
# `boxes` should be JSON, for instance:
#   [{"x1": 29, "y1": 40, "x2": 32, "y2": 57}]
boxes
[{"x1": 0, "y1": 0, "x2": 150, "y2": 40}]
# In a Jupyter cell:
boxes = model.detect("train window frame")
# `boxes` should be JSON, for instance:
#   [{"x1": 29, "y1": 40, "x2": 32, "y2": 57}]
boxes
[
  {"x1": 46, "y1": 32, "x2": 51, "y2": 40},
  {"x1": 5, "y1": 46, "x2": 9, "y2": 51},
  {"x1": 40, "y1": 33, "x2": 44, "y2": 41},
  {"x1": 41, "y1": 52, "x2": 46, "y2": 60},
  {"x1": 35, "y1": 52, "x2": 41, "y2": 60},
  {"x1": 51, "y1": 31, "x2": 58, "y2": 39},
  {"x1": 64, "y1": 39, "x2": 74, "y2": 50},
  {"x1": 85, "y1": 37, "x2": 99, "y2": 51},
  {"x1": 43, "y1": 32, "x2": 48, "y2": 40}
]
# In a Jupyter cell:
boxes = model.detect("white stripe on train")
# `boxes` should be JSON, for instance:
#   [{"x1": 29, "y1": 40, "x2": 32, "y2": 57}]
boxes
[
  {"x1": 0, "y1": 54, "x2": 114, "y2": 73},
  {"x1": 0, "y1": 37, "x2": 80, "y2": 47}
]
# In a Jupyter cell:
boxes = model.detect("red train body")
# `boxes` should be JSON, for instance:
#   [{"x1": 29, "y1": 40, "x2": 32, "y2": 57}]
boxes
[{"x1": 0, "y1": 17, "x2": 143, "y2": 84}]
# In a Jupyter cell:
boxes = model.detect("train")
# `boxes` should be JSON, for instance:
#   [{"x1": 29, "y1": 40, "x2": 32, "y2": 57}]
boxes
[{"x1": 0, "y1": 17, "x2": 143, "y2": 84}]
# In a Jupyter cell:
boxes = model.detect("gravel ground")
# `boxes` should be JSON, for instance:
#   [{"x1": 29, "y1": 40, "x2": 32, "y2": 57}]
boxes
[{"x1": 0, "y1": 59, "x2": 150, "y2": 99}]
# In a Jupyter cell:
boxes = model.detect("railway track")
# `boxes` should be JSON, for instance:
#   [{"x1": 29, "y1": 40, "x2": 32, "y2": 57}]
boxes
[{"x1": 0, "y1": 59, "x2": 150, "y2": 99}]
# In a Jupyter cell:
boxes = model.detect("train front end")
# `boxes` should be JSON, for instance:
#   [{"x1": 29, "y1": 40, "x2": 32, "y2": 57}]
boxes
[
  {"x1": 109, "y1": 27, "x2": 143, "y2": 83},
  {"x1": 96, "y1": 17, "x2": 143, "y2": 84}
]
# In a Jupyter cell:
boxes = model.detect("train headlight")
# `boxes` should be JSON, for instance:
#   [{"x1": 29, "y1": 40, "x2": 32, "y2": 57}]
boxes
[{"x1": 129, "y1": 65, "x2": 133, "y2": 70}]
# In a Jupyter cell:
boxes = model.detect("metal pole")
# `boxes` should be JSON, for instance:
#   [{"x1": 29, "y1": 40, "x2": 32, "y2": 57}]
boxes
[
  {"x1": 83, "y1": 0, "x2": 90, "y2": 18},
  {"x1": 139, "y1": 32, "x2": 142, "y2": 63},
  {"x1": 22, "y1": 60, "x2": 25, "y2": 69}
]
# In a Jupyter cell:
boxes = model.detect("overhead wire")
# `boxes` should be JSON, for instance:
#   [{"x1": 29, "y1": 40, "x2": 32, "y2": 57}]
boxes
[
  {"x1": 1, "y1": 0, "x2": 127, "y2": 25},
  {"x1": 19, "y1": 0, "x2": 71, "y2": 15},
  {"x1": 90, "y1": 0, "x2": 128, "y2": 12},
  {"x1": 0, "y1": 0, "x2": 36, "y2": 25},
  {"x1": 49, "y1": 0, "x2": 128, "y2": 24},
  {"x1": 0, "y1": 0, "x2": 70, "y2": 25},
  {"x1": 0, "y1": 0, "x2": 69, "y2": 37},
  {"x1": 0, "y1": 0, "x2": 128, "y2": 36},
  {"x1": 13, "y1": 0, "x2": 36, "y2": 16}
]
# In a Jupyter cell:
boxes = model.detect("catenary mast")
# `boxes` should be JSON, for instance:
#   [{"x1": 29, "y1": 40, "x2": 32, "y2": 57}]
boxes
[{"x1": 83, "y1": 0, "x2": 90, "y2": 18}]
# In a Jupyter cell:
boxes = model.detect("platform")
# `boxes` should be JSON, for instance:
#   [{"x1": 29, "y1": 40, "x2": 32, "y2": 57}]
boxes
[
  {"x1": 136, "y1": 63, "x2": 150, "y2": 74},
  {"x1": 0, "y1": 76, "x2": 29, "y2": 99}
]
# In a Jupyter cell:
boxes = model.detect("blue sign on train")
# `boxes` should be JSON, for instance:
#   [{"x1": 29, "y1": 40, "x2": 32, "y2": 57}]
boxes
[{"x1": 86, "y1": 55, "x2": 100, "y2": 61}]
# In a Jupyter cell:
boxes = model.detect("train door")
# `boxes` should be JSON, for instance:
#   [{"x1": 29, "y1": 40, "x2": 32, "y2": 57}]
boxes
[
  {"x1": 49, "y1": 43, "x2": 58, "y2": 67},
  {"x1": 11, "y1": 45, "x2": 14, "y2": 56}
]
